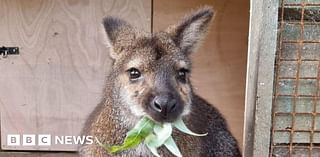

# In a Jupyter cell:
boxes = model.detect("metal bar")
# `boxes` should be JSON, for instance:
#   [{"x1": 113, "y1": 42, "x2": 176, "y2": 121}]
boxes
[
  {"x1": 282, "y1": 40, "x2": 320, "y2": 43},
  {"x1": 279, "y1": 59, "x2": 320, "y2": 61},
  {"x1": 297, "y1": 3, "x2": 307, "y2": 154},
  {"x1": 271, "y1": 0, "x2": 288, "y2": 156},
  {"x1": 312, "y1": 14, "x2": 320, "y2": 156},
  {"x1": 279, "y1": 77, "x2": 319, "y2": 79},
  {"x1": 284, "y1": 3, "x2": 320, "y2": 6}
]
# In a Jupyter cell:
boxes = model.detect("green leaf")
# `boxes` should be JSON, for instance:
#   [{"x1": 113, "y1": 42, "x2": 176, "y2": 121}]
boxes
[
  {"x1": 95, "y1": 137, "x2": 112, "y2": 152},
  {"x1": 97, "y1": 116, "x2": 207, "y2": 157},
  {"x1": 164, "y1": 136, "x2": 182, "y2": 157},
  {"x1": 97, "y1": 117, "x2": 155, "y2": 153},
  {"x1": 146, "y1": 142, "x2": 161, "y2": 157},
  {"x1": 153, "y1": 123, "x2": 172, "y2": 147},
  {"x1": 144, "y1": 123, "x2": 172, "y2": 148},
  {"x1": 144, "y1": 133, "x2": 159, "y2": 147},
  {"x1": 108, "y1": 135, "x2": 143, "y2": 153},
  {"x1": 129, "y1": 117, "x2": 155, "y2": 138},
  {"x1": 173, "y1": 118, "x2": 207, "y2": 136}
]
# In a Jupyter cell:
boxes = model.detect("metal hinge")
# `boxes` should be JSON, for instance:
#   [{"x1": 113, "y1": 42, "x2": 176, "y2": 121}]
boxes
[{"x1": 0, "y1": 46, "x2": 19, "y2": 58}]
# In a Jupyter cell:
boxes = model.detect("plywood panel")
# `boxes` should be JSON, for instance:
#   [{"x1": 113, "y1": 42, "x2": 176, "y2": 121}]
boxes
[
  {"x1": 0, "y1": 0, "x2": 151, "y2": 151},
  {"x1": 153, "y1": 0, "x2": 249, "y2": 148}
]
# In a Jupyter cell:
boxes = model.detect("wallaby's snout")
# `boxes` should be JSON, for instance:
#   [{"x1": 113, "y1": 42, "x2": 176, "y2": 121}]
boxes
[
  {"x1": 149, "y1": 91, "x2": 183, "y2": 122},
  {"x1": 152, "y1": 94, "x2": 177, "y2": 114},
  {"x1": 147, "y1": 67, "x2": 185, "y2": 122}
]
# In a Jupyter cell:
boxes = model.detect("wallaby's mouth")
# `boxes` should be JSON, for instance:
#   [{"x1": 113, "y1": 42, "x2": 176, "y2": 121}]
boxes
[
  {"x1": 145, "y1": 101, "x2": 184, "y2": 123},
  {"x1": 146, "y1": 111, "x2": 183, "y2": 123}
]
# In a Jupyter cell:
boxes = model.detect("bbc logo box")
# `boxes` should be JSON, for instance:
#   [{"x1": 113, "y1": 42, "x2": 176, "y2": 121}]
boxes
[{"x1": 7, "y1": 134, "x2": 51, "y2": 146}]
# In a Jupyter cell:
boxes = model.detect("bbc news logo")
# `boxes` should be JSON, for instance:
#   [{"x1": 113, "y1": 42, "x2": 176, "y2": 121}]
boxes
[{"x1": 7, "y1": 134, "x2": 94, "y2": 146}]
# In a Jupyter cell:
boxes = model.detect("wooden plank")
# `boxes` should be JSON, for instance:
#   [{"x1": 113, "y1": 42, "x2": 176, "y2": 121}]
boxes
[
  {"x1": 243, "y1": 0, "x2": 278, "y2": 156},
  {"x1": 153, "y1": 0, "x2": 249, "y2": 149},
  {"x1": 0, "y1": 0, "x2": 151, "y2": 151}
]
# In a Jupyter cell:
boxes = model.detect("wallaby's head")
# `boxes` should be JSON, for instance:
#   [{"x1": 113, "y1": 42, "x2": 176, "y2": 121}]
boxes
[{"x1": 103, "y1": 7, "x2": 214, "y2": 123}]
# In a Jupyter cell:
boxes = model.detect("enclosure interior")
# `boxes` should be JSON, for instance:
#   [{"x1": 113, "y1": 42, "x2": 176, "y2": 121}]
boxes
[{"x1": 0, "y1": 0, "x2": 248, "y2": 155}]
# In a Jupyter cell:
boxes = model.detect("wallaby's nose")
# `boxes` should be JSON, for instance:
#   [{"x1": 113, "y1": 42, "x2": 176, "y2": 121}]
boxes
[{"x1": 151, "y1": 95, "x2": 177, "y2": 116}]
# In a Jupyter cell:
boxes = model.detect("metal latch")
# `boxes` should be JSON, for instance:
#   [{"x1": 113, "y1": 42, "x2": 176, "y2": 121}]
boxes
[{"x1": 0, "y1": 46, "x2": 19, "y2": 58}]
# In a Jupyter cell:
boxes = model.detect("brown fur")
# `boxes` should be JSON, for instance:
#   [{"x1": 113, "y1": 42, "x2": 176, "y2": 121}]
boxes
[{"x1": 79, "y1": 6, "x2": 241, "y2": 157}]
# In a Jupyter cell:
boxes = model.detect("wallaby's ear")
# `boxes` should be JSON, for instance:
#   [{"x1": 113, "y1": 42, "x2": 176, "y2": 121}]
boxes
[
  {"x1": 102, "y1": 17, "x2": 135, "y2": 59},
  {"x1": 167, "y1": 6, "x2": 214, "y2": 55}
]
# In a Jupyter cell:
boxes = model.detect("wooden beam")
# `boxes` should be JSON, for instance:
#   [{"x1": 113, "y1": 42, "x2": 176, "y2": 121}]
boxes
[{"x1": 243, "y1": 0, "x2": 279, "y2": 156}]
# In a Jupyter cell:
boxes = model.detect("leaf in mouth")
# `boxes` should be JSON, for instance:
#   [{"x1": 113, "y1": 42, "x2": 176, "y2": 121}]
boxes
[
  {"x1": 145, "y1": 123, "x2": 172, "y2": 147},
  {"x1": 96, "y1": 117, "x2": 154, "y2": 153},
  {"x1": 173, "y1": 118, "x2": 208, "y2": 136},
  {"x1": 164, "y1": 136, "x2": 182, "y2": 157},
  {"x1": 96, "y1": 117, "x2": 207, "y2": 157}
]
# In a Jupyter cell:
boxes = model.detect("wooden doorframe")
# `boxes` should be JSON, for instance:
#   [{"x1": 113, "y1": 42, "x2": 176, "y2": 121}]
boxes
[{"x1": 243, "y1": 0, "x2": 278, "y2": 156}]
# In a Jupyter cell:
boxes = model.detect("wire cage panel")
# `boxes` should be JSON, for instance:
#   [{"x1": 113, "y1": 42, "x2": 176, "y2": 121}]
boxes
[{"x1": 271, "y1": 0, "x2": 320, "y2": 156}]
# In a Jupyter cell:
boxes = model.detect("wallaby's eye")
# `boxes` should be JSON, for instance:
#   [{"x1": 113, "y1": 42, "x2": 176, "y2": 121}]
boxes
[
  {"x1": 177, "y1": 68, "x2": 190, "y2": 83},
  {"x1": 127, "y1": 68, "x2": 141, "y2": 80}
]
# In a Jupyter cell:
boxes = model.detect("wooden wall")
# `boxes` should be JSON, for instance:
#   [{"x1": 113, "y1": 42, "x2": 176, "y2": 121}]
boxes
[
  {"x1": 0, "y1": 0, "x2": 150, "y2": 151},
  {"x1": 153, "y1": 0, "x2": 249, "y2": 148}
]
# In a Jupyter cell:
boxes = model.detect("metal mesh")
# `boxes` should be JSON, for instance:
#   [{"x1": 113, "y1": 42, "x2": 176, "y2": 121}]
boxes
[{"x1": 271, "y1": 0, "x2": 320, "y2": 156}]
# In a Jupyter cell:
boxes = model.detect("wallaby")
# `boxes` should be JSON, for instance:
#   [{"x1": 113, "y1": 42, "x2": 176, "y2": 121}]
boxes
[{"x1": 79, "y1": 6, "x2": 242, "y2": 157}]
